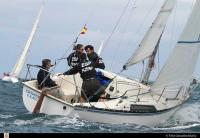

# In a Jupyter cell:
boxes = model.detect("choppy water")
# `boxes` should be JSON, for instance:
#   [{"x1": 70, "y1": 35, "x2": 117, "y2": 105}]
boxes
[{"x1": 0, "y1": 80, "x2": 200, "y2": 133}]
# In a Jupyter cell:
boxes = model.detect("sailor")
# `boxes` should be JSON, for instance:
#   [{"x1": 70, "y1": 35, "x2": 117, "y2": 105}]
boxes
[
  {"x1": 37, "y1": 59, "x2": 57, "y2": 89},
  {"x1": 60, "y1": 56, "x2": 104, "y2": 102},
  {"x1": 84, "y1": 45, "x2": 105, "y2": 69},
  {"x1": 67, "y1": 44, "x2": 86, "y2": 68},
  {"x1": 3, "y1": 72, "x2": 10, "y2": 77},
  {"x1": 84, "y1": 45, "x2": 109, "y2": 87}
]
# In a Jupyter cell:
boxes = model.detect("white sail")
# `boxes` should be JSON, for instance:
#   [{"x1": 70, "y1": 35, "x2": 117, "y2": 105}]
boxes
[
  {"x1": 11, "y1": 6, "x2": 43, "y2": 77},
  {"x1": 124, "y1": 0, "x2": 175, "y2": 68},
  {"x1": 152, "y1": 0, "x2": 200, "y2": 98}
]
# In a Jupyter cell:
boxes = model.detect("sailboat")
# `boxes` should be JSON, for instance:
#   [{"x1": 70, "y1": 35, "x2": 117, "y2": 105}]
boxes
[
  {"x1": 22, "y1": 0, "x2": 200, "y2": 127},
  {"x1": 1, "y1": 6, "x2": 43, "y2": 83}
]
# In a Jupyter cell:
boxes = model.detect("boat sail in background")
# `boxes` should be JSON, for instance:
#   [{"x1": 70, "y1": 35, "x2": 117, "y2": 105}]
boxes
[
  {"x1": 22, "y1": 0, "x2": 200, "y2": 127},
  {"x1": 1, "y1": 6, "x2": 43, "y2": 83}
]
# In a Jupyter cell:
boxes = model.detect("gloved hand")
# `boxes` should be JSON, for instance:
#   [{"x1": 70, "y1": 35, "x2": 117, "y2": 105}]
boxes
[{"x1": 123, "y1": 65, "x2": 127, "y2": 70}]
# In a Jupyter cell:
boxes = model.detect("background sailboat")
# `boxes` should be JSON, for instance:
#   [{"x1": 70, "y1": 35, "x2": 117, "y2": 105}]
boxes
[{"x1": 2, "y1": 5, "x2": 43, "y2": 83}]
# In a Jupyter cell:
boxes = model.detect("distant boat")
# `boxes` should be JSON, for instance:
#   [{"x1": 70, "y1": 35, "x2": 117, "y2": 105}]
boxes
[
  {"x1": 2, "y1": 6, "x2": 43, "y2": 83},
  {"x1": 22, "y1": 0, "x2": 200, "y2": 127}
]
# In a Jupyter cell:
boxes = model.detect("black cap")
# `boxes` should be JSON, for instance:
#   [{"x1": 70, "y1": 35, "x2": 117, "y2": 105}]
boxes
[
  {"x1": 84, "y1": 45, "x2": 94, "y2": 51},
  {"x1": 73, "y1": 44, "x2": 83, "y2": 50}
]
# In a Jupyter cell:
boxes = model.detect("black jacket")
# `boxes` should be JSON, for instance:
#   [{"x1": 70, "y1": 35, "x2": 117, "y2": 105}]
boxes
[
  {"x1": 37, "y1": 68, "x2": 57, "y2": 88},
  {"x1": 63, "y1": 60, "x2": 98, "y2": 80},
  {"x1": 87, "y1": 52, "x2": 105, "y2": 69},
  {"x1": 67, "y1": 52, "x2": 86, "y2": 67}
]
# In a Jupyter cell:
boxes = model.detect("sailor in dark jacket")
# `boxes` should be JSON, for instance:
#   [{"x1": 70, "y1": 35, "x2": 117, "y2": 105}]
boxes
[
  {"x1": 84, "y1": 45, "x2": 105, "y2": 69},
  {"x1": 61, "y1": 56, "x2": 104, "y2": 102},
  {"x1": 67, "y1": 44, "x2": 86, "y2": 68},
  {"x1": 37, "y1": 59, "x2": 57, "y2": 89}
]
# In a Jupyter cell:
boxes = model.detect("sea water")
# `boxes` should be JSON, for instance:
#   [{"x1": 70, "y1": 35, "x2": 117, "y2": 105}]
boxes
[{"x1": 0, "y1": 80, "x2": 200, "y2": 133}]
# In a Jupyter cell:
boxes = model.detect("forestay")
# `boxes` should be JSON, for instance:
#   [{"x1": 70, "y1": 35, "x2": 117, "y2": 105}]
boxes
[
  {"x1": 152, "y1": 0, "x2": 200, "y2": 98},
  {"x1": 124, "y1": 0, "x2": 175, "y2": 68}
]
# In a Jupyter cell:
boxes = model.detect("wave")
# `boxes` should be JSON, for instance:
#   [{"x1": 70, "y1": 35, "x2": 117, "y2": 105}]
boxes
[
  {"x1": 0, "y1": 114, "x2": 14, "y2": 119},
  {"x1": 154, "y1": 123, "x2": 200, "y2": 131},
  {"x1": 153, "y1": 101, "x2": 200, "y2": 131}
]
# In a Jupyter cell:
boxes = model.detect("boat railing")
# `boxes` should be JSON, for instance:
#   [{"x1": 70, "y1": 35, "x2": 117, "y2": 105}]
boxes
[
  {"x1": 111, "y1": 80, "x2": 149, "y2": 101},
  {"x1": 153, "y1": 85, "x2": 184, "y2": 102},
  {"x1": 25, "y1": 64, "x2": 83, "y2": 93},
  {"x1": 165, "y1": 86, "x2": 183, "y2": 101},
  {"x1": 156, "y1": 87, "x2": 166, "y2": 102},
  {"x1": 25, "y1": 64, "x2": 42, "y2": 81}
]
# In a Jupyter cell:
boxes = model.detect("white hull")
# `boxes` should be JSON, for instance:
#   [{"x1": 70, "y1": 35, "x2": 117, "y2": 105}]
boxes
[
  {"x1": 22, "y1": 82, "x2": 75, "y2": 117},
  {"x1": 2, "y1": 76, "x2": 19, "y2": 83},
  {"x1": 75, "y1": 105, "x2": 180, "y2": 127},
  {"x1": 22, "y1": 70, "x2": 199, "y2": 127},
  {"x1": 74, "y1": 80, "x2": 198, "y2": 126}
]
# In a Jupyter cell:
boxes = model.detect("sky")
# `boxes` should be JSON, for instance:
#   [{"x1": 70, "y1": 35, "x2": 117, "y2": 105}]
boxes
[{"x1": 0, "y1": 0, "x2": 198, "y2": 81}]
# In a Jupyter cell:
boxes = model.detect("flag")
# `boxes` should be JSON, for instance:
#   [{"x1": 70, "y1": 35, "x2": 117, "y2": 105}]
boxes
[{"x1": 80, "y1": 25, "x2": 87, "y2": 34}]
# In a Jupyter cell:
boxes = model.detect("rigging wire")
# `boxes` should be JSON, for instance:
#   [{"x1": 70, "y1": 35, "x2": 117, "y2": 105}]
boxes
[
  {"x1": 109, "y1": 0, "x2": 137, "y2": 71},
  {"x1": 101, "y1": 0, "x2": 131, "y2": 53},
  {"x1": 37, "y1": 1, "x2": 103, "y2": 102},
  {"x1": 47, "y1": 1, "x2": 101, "y2": 73}
]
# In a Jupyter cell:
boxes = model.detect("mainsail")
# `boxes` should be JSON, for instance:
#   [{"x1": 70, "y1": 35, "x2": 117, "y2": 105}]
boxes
[
  {"x1": 152, "y1": 0, "x2": 200, "y2": 98},
  {"x1": 124, "y1": 0, "x2": 175, "y2": 68},
  {"x1": 10, "y1": 6, "x2": 43, "y2": 77}
]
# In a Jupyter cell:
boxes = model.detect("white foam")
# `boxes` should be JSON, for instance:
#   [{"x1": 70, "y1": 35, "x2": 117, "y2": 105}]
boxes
[
  {"x1": 0, "y1": 122, "x2": 4, "y2": 127},
  {"x1": 99, "y1": 126, "x2": 112, "y2": 132},
  {"x1": 154, "y1": 123, "x2": 200, "y2": 130},
  {"x1": 172, "y1": 103, "x2": 200, "y2": 124},
  {"x1": 13, "y1": 117, "x2": 44, "y2": 126},
  {"x1": 61, "y1": 117, "x2": 86, "y2": 128},
  {"x1": 43, "y1": 116, "x2": 73, "y2": 125},
  {"x1": 0, "y1": 114, "x2": 14, "y2": 119}
]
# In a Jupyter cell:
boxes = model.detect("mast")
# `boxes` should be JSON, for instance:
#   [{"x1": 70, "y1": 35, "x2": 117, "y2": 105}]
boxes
[
  {"x1": 11, "y1": 5, "x2": 43, "y2": 77},
  {"x1": 141, "y1": 33, "x2": 162, "y2": 84},
  {"x1": 97, "y1": 40, "x2": 104, "y2": 56}
]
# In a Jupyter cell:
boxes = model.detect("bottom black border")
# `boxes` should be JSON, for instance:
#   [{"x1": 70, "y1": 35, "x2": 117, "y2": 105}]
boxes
[{"x1": 1, "y1": 133, "x2": 200, "y2": 138}]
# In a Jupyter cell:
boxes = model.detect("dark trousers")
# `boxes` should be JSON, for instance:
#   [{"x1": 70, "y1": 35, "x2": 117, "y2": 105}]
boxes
[{"x1": 81, "y1": 78, "x2": 104, "y2": 102}]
